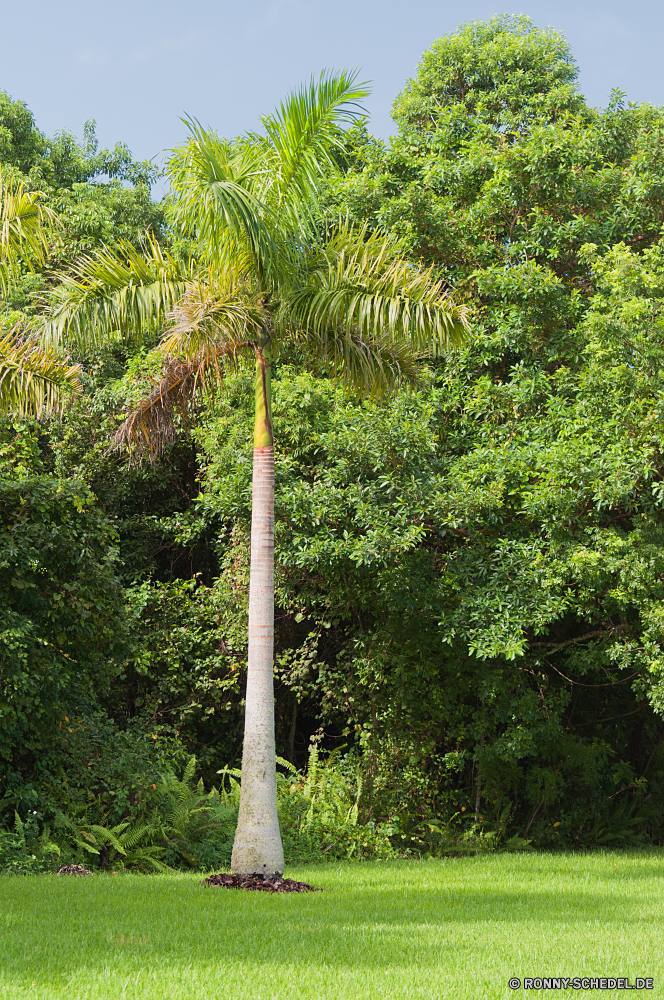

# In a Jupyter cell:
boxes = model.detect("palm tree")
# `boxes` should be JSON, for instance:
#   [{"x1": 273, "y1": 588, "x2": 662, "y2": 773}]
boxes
[
  {"x1": 46, "y1": 71, "x2": 471, "y2": 876},
  {"x1": 0, "y1": 321, "x2": 81, "y2": 415},
  {"x1": 0, "y1": 168, "x2": 56, "y2": 293},
  {"x1": 0, "y1": 171, "x2": 80, "y2": 414}
]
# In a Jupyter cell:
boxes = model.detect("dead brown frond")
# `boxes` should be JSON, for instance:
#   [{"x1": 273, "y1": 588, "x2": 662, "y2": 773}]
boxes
[
  {"x1": 113, "y1": 270, "x2": 265, "y2": 462},
  {"x1": 113, "y1": 345, "x2": 233, "y2": 461}
]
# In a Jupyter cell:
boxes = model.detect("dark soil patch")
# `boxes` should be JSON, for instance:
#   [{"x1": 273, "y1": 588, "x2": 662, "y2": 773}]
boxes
[
  {"x1": 204, "y1": 873, "x2": 322, "y2": 893},
  {"x1": 57, "y1": 865, "x2": 94, "y2": 877}
]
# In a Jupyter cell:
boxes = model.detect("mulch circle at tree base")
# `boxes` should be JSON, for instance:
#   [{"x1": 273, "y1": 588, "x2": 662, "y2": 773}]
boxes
[
  {"x1": 204, "y1": 873, "x2": 322, "y2": 893},
  {"x1": 57, "y1": 865, "x2": 94, "y2": 877}
]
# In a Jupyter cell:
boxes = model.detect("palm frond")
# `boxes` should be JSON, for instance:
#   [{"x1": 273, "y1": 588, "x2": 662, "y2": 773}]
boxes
[
  {"x1": 0, "y1": 169, "x2": 58, "y2": 291},
  {"x1": 113, "y1": 276, "x2": 263, "y2": 458},
  {"x1": 258, "y1": 69, "x2": 369, "y2": 224},
  {"x1": 46, "y1": 233, "x2": 192, "y2": 348},
  {"x1": 168, "y1": 125, "x2": 275, "y2": 278},
  {"x1": 113, "y1": 346, "x2": 232, "y2": 459},
  {"x1": 168, "y1": 72, "x2": 368, "y2": 286},
  {"x1": 289, "y1": 223, "x2": 470, "y2": 350},
  {"x1": 294, "y1": 323, "x2": 426, "y2": 398},
  {"x1": 284, "y1": 223, "x2": 471, "y2": 396},
  {"x1": 0, "y1": 321, "x2": 82, "y2": 417}
]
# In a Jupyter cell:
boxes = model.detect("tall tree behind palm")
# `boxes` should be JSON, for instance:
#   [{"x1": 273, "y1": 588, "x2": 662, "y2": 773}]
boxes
[{"x1": 48, "y1": 71, "x2": 470, "y2": 875}]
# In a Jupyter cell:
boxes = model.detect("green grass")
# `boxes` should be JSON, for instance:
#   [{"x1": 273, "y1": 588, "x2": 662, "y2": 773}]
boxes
[{"x1": 1, "y1": 853, "x2": 662, "y2": 998}]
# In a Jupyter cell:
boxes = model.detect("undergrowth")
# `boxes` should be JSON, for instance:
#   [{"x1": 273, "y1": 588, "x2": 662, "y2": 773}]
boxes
[{"x1": 0, "y1": 743, "x2": 537, "y2": 874}]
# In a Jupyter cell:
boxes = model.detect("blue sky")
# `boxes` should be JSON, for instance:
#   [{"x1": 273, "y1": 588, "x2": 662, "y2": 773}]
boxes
[{"x1": 4, "y1": 0, "x2": 663, "y2": 178}]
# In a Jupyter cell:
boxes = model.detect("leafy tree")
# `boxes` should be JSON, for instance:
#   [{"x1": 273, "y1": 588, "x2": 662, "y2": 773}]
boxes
[
  {"x1": 0, "y1": 478, "x2": 128, "y2": 794},
  {"x1": 46, "y1": 71, "x2": 469, "y2": 874},
  {"x1": 0, "y1": 97, "x2": 165, "y2": 318},
  {"x1": 310, "y1": 14, "x2": 664, "y2": 842},
  {"x1": 38, "y1": 120, "x2": 165, "y2": 261},
  {"x1": 328, "y1": 15, "x2": 664, "y2": 283},
  {"x1": 0, "y1": 92, "x2": 46, "y2": 174},
  {"x1": 392, "y1": 14, "x2": 584, "y2": 131},
  {"x1": 0, "y1": 93, "x2": 159, "y2": 191}
]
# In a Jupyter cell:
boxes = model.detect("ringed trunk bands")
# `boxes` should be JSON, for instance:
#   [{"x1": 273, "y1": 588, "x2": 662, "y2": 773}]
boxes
[{"x1": 231, "y1": 343, "x2": 284, "y2": 876}]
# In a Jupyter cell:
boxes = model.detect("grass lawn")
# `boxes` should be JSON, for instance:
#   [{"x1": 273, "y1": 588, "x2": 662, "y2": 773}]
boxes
[{"x1": 0, "y1": 852, "x2": 662, "y2": 999}]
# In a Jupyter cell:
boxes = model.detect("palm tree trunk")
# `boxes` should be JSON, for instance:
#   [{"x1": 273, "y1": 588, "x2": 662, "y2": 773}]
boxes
[{"x1": 231, "y1": 344, "x2": 284, "y2": 876}]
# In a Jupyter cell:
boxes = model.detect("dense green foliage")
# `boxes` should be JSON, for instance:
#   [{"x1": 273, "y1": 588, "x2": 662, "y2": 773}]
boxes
[
  {"x1": 3, "y1": 14, "x2": 664, "y2": 866},
  {"x1": 0, "y1": 476, "x2": 127, "y2": 797}
]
